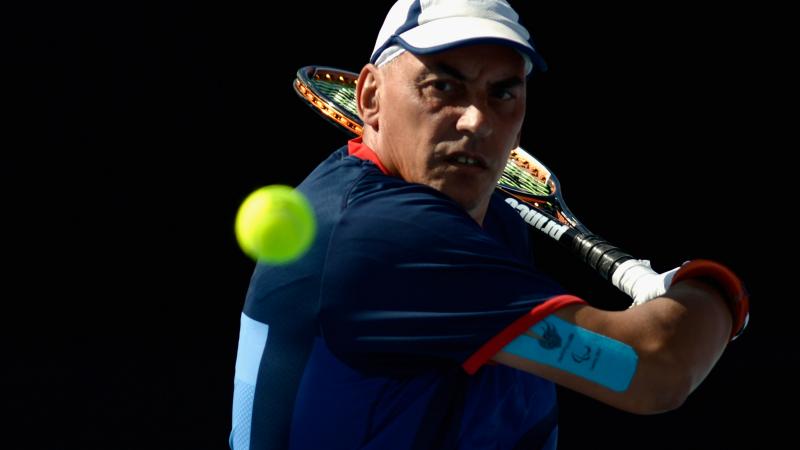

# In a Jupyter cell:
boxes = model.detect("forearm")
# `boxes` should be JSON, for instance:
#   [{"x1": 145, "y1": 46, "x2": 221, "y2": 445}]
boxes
[
  {"x1": 574, "y1": 278, "x2": 733, "y2": 410},
  {"x1": 636, "y1": 278, "x2": 733, "y2": 393},
  {"x1": 494, "y1": 279, "x2": 735, "y2": 414}
]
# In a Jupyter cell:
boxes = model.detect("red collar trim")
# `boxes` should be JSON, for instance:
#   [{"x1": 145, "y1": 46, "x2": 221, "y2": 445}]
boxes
[{"x1": 348, "y1": 138, "x2": 390, "y2": 175}]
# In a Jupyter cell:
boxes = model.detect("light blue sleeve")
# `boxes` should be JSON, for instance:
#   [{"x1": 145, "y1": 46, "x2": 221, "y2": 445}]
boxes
[{"x1": 230, "y1": 313, "x2": 270, "y2": 450}]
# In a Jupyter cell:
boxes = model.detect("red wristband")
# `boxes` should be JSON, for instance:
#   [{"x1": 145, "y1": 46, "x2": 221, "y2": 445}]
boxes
[{"x1": 670, "y1": 259, "x2": 750, "y2": 340}]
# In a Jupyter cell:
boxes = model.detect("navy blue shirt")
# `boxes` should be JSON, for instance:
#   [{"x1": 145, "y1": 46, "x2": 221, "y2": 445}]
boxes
[{"x1": 230, "y1": 141, "x2": 579, "y2": 450}]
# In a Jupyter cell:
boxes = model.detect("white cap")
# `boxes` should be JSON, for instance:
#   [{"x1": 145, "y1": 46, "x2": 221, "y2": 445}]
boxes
[{"x1": 370, "y1": 0, "x2": 547, "y2": 75}]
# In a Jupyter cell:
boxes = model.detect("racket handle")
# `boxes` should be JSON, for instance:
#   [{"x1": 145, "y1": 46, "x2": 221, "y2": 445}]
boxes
[
  {"x1": 571, "y1": 234, "x2": 677, "y2": 305},
  {"x1": 571, "y1": 234, "x2": 634, "y2": 280}
]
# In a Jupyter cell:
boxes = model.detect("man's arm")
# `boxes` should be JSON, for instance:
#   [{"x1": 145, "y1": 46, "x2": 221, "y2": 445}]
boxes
[{"x1": 493, "y1": 278, "x2": 734, "y2": 414}]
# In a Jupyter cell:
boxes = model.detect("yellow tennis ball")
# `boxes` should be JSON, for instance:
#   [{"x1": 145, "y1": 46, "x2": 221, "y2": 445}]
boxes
[{"x1": 235, "y1": 185, "x2": 316, "y2": 264}]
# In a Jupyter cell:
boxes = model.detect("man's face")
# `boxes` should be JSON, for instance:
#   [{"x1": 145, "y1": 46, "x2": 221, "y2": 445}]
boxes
[{"x1": 377, "y1": 44, "x2": 527, "y2": 220}]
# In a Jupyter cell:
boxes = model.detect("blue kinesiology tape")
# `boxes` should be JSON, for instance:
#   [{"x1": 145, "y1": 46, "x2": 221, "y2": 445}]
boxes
[{"x1": 502, "y1": 316, "x2": 638, "y2": 392}]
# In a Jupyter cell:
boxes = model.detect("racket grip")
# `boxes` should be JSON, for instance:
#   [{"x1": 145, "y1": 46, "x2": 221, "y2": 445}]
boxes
[
  {"x1": 571, "y1": 234, "x2": 634, "y2": 280},
  {"x1": 572, "y1": 234, "x2": 679, "y2": 305}
]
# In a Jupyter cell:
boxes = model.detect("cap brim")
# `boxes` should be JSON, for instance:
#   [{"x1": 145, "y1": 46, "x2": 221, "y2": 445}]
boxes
[{"x1": 396, "y1": 16, "x2": 547, "y2": 73}]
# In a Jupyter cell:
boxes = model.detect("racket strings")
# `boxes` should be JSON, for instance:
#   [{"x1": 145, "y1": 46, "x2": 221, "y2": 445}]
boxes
[
  {"x1": 310, "y1": 79, "x2": 359, "y2": 119},
  {"x1": 498, "y1": 151, "x2": 568, "y2": 221},
  {"x1": 500, "y1": 161, "x2": 550, "y2": 196},
  {"x1": 296, "y1": 74, "x2": 362, "y2": 135},
  {"x1": 500, "y1": 149, "x2": 552, "y2": 198}
]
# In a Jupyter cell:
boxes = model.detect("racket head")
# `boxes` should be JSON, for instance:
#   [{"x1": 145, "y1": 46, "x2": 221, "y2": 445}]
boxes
[
  {"x1": 497, "y1": 147, "x2": 584, "y2": 230},
  {"x1": 293, "y1": 66, "x2": 363, "y2": 136}
]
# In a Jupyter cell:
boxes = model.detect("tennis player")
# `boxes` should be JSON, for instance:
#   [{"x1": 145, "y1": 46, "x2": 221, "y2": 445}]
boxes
[{"x1": 229, "y1": 1, "x2": 748, "y2": 449}]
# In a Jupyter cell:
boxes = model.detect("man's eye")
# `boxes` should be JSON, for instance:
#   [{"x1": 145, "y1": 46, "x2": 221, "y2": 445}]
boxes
[
  {"x1": 492, "y1": 88, "x2": 514, "y2": 100},
  {"x1": 432, "y1": 80, "x2": 454, "y2": 92}
]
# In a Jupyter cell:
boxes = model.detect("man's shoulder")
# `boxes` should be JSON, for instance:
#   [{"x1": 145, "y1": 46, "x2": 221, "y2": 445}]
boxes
[{"x1": 299, "y1": 145, "x2": 398, "y2": 195}]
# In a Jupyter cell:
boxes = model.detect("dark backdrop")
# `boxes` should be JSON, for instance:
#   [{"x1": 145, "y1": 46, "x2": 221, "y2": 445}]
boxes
[{"x1": 5, "y1": 1, "x2": 789, "y2": 449}]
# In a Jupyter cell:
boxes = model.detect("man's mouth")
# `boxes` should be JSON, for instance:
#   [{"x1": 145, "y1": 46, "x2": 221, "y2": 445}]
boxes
[{"x1": 448, "y1": 153, "x2": 487, "y2": 169}]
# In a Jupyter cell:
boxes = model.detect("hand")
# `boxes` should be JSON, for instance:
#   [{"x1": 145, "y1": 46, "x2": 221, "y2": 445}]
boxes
[
  {"x1": 611, "y1": 259, "x2": 682, "y2": 306},
  {"x1": 615, "y1": 259, "x2": 750, "y2": 340}
]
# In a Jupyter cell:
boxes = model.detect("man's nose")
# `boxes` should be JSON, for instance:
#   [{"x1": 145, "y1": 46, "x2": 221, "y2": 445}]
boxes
[{"x1": 456, "y1": 104, "x2": 492, "y2": 138}]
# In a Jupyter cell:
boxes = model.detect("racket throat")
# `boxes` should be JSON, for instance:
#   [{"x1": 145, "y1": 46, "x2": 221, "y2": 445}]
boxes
[{"x1": 504, "y1": 197, "x2": 569, "y2": 240}]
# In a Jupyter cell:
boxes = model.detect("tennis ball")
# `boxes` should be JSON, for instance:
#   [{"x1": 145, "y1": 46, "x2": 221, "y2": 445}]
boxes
[{"x1": 235, "y1": 185, "x2": 316, "y2": 264}]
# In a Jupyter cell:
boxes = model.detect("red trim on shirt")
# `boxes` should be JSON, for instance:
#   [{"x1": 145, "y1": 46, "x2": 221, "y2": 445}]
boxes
[
  {"x1": 348, "y1": 137, "x2": 390, "y2": 175},
  {"x1": 462, "y1": 295, "x2": 587, "y2": 375}
]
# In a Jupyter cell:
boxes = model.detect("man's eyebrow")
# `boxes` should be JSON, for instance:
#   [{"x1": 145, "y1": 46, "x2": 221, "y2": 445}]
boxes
[
  {"x1": 429, "y1": 62, "x2": 467, "y2": 81},
  {"x1": 427, "y1": 62, "x2": 524, "y2": 88},
  {"x1": 493, "y1": 76, "x2": 524, "y2": 90}
]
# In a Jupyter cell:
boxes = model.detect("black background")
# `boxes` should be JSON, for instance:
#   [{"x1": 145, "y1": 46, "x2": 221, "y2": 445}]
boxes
[{"x1": 5, "y1": 1, "x2": 790, "y2": 449}]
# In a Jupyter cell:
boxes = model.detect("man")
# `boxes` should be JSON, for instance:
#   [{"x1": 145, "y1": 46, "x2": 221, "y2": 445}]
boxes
[{"x1": 230, "y1": 1, "x2": 748, "y2": 449}]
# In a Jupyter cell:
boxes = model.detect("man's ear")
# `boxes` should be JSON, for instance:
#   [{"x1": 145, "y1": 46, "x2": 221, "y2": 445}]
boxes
[
  {"x1": 513, "y1": 130, "x2": 522, "y2": 149},
  {"x1": 356, "y1": 64, "x2": 380, "y2": 130}
]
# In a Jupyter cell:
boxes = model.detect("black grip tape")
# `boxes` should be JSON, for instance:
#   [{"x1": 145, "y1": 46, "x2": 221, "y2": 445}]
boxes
[{"x1": 573, "y1": 234, "x2": 633, "y2": 280}]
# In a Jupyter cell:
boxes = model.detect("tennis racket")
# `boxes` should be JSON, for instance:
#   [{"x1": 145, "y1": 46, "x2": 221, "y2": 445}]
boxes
[{"x1": 293, "y1": 65, "x2": 672, "y2": 304}]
